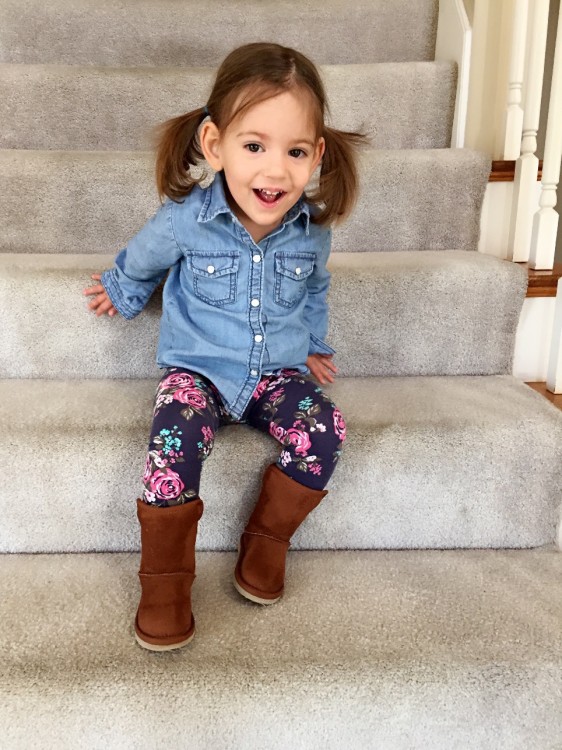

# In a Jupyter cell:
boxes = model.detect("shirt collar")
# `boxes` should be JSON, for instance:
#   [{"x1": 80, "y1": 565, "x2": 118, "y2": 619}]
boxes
[{"x1": 197, "y1": 170, "x2": 311, "y2": 236}]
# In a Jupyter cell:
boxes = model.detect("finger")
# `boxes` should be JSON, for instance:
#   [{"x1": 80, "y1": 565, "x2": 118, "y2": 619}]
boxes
[
  {"x1": 83, "y1": 284, "x2": 104, "y2": 296},
  {"x1": 88, "y1": 292, "x2": 106, "y2": 308},
  {"x1": 322, "y1": 358, "x2": 338, "y2": 374},
  {"x1": 96, "y1": 298, "x2": 114, "y2": 317}
]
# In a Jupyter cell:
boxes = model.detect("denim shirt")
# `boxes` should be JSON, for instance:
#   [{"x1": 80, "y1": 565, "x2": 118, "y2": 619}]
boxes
[{"x1": 101, "y1": 170, "x2": 335, "y2": 420}]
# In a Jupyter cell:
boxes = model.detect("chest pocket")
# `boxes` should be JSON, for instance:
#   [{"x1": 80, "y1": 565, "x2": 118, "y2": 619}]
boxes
[
  {"x1": 188, "y1": 251, "x2": 240, "y2": 306},
  {"x1": 274, "y1": 252, "x2": 315, "y2": 308}
]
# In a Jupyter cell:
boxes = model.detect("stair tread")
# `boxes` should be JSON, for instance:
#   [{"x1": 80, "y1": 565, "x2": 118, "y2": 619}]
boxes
[
  {"x1": 1, "y1": 375, "x2": 561, "y2": 553},
  {"x1": 0, "y1": 60, "x2": 456, "y2": 151},
  {"x1": 0, "y1": 148, "x2": 491, "y2": 255},
  {"x1": 0, "y1": 0, "x2": 438, "y2": 66},
  {"x1": 2, "y1": 546, "x2": 562, "y2": 746},
  {"x1": 0, "y1": 250, "x2": 527, "y2": 380}
]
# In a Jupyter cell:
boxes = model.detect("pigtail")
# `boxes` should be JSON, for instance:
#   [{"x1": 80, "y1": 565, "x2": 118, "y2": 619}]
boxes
[
  {"x1": 308, "y1": 125, "x2": 371, "y2": 227},
  {"x1": 152, "y1": 107, "x2": 209, "y2": 204}
]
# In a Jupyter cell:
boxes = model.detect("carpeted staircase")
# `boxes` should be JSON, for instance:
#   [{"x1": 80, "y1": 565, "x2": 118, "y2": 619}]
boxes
[{"x1": 2, "y1": 0, "x2": 562, "y2": 746}]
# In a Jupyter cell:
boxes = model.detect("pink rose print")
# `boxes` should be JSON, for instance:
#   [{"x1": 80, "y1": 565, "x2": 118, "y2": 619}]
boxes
[
  {"x1": 160, "y1": 372, "x2": 195, "y2": 390},
  {"x1": 269, "y1": 422, "x2": 287, "y2": 441},
  {"x1": 269, "y1": 388, "x2": 285, "y2": 402},
  {"x1": 285, "y1": 428, "x2": 312, "y2": 457},
  {"x1": 143, "y1": 454, "x2": 152, "y2": 483},
  {"x1": 173, "y1": 387, "x2": 207, "y2": 410},
  {"x1": 149, "y1": 468, "x2": 185, "y2": 501},
  {"x1": 333, "y1": 409, "x2": 347, "y2": 441},
  {"x1": 252, "y1": 380, "x2": 269, "y2": 400},
  {"x1": 201, "y1": 425, "x2": 214, "y2": 443}
]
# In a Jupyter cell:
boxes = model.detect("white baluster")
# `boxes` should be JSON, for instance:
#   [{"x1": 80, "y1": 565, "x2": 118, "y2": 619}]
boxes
[
  {"x1": 507, "y1": 0, "x2": 550, "y2": 262},
  {"x1": 498, "y1": 0, "x2": 528, "y2": 159},
  {"x1": 529, "y1": 0, "x2": 562, "y2": 270}
]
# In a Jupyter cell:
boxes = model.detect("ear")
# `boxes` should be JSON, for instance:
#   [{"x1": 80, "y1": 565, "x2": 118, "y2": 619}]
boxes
[
  {"x1": 199, "y1": 121, "x2": 224, "y2": 171},
  {"x1": 311, "y1": 137, "x2": 326, "y2": 172}
]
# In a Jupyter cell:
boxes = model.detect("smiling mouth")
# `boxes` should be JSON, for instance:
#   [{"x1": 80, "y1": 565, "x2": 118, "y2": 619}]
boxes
[{"x1": 253, "y1": 188, "x2": 286, "y2": 205}]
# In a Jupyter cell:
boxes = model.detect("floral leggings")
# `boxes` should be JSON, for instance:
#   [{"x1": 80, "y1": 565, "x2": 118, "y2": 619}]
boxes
[{"x1": 142, "y1": 367, "x2": 347, "y2": 506}]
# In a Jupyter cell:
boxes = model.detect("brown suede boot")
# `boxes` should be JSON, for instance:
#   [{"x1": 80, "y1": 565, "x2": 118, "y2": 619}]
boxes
[
  {"x1": 134, "y1": 496, "x2": 204, "y2": 651},
  {"x1": 233, "y1": 464, "x2": 328, "y2": 604}
]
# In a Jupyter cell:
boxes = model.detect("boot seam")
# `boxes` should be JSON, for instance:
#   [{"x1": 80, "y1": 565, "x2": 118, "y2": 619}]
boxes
[{"x1": 244, "y1": 530, "x2": 289, "y2": 544}]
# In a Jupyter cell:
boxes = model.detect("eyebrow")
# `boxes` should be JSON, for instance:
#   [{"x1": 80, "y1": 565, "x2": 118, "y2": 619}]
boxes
[{"x1": 236, "y1": 131, "x2": 315, "y2": 148}]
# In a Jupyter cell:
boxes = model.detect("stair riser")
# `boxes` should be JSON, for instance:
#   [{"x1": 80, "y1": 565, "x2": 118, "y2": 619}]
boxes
[
  {"x1": 0, "y1": 149, "x2": 491, "y2": 254},
  {"x1": 0, "y1": 62, "x2": 456, "y2": 151},
  {"x1": 0, "y1": 251, "x2": 527, "y2": 379},
  {"x1": 0, "y1": 0, "x2": 438, "y2": 65},
  {"x1": 1, "y1": 377, "x2": 560, "y2": 553}
]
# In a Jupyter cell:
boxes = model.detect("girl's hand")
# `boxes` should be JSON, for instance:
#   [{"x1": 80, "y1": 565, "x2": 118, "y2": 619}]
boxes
[
  {"x1": 306, "y1": 353, "x2": 337, "y2": 385},
  {"x1": 83, "y1": 273, "x2": 118, "y2": 317}
]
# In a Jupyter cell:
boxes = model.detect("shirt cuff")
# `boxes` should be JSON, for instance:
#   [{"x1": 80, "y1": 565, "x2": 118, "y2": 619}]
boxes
[
  {"x1": 100, "y1": 269, "x2": 139, "y2": 320},
  {"x1": 308, "y1": 332, "x2": 336, "y2": 356}
]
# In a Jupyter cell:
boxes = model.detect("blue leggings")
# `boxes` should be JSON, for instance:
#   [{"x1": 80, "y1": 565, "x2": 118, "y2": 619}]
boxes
[{"x1": 141, "y1": 367, "x2": 347, "y2": 506}]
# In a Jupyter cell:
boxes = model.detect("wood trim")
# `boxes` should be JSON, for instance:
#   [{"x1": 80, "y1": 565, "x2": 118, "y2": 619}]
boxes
[
  {"x1": 525, "y1": 382, "x2": 562, "y2": 410},
  {"x1": 490, "y1": 159, "x2": 543, "y2": 182},
  {"x1": 516, "y1": 262, "x2": 562, "y2": 297}
]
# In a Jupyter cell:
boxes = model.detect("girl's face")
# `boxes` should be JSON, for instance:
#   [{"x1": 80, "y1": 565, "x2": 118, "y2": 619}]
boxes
[{"x1": 200, "y1": 90, "x2": 325, "y2": 244}]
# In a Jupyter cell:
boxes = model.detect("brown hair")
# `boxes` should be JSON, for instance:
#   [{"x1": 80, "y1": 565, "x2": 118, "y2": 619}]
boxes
[{"x1": 152, "y1": 42, "x2": 371, "y2": 227}]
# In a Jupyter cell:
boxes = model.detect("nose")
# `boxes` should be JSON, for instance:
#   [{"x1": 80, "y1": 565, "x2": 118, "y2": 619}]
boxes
[{"x1": 263, "y1": 149, "x2": 288, "y2": 181}]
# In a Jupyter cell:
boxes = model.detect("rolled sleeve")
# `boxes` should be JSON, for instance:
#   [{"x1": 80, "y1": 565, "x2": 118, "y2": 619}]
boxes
[
  {"x1": 100, "y1": 200, "x2": 183, "y2": 320},
  {"x1": 304, "y1": 228, "x2": 336, "y2": 355}
]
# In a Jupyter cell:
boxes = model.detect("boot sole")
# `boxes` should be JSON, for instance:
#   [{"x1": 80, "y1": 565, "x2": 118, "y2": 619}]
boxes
[
  {"x1": 232, "y1": 573, "x2": 281, "y2": 604},
  {"x1": 134, "y1": 629, "x2": 195, "y2": 651}
]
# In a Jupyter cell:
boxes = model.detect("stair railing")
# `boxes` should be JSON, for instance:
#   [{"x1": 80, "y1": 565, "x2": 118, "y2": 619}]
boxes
[{"x1": 500, "y1": 0, "x2": 561, "y2": 394}]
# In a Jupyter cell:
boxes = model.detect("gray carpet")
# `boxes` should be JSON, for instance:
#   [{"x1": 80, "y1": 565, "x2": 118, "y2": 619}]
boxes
[
  {"x1": 1, "y1": 376, "x2": 561, "y2": 554},
  {"x1": 0, "y1": 61, "x2": 456, "y2": 151},
  {"x1": 0, "y1": 149, "x2": 490, "y2": 254},
  {"x1": 2, "y1": 547, "x2": 562, "y2": 748},
  {"x1": 0, "y1": 250, "x2": 527, "y2": 378},
  {"x1": 0, "y1": 0, "x2": 439, "y2": 66}
]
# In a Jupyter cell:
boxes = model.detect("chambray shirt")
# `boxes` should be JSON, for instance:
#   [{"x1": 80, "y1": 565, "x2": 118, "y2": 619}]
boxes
[{"x1": 101, "y1": 170, "x2": 335, "y2": 420}]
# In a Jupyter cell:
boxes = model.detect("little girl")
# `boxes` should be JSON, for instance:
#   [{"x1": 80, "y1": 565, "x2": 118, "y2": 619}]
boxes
[{"x1": 83, "y1": 42, "x2": 369, "y2": 652}]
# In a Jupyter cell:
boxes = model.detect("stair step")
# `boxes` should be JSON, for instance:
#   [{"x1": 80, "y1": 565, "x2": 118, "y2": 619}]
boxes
[
  {"x1": 0, "y1": 61, "x2": 456, "y2": 151},
  {"x1": 2, "y1": 546, "x2": 562, "y2": 747},
  {"x1": 1, "y1": 376, "x2": 560, "y2": 553},
  {"x1": 0, "y1": 0, "x2": 438, "y2": 66},
  {"x1": 0, "y1": 251, "x2": 527, "y2": 379},
  {"x1": 0, "y1": 149, "x2": 491, "y2": 254}
]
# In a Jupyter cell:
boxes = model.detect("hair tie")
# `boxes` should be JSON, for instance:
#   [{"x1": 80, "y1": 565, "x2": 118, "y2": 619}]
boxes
[{"x1": 202, "y1": 105, "x2": 210, "y2": 119}]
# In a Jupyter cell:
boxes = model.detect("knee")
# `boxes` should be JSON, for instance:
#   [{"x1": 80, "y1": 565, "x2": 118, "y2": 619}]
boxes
[
  {"x1": 330, "y1": 405, "x2": 347, "y2": 445},
  {"x1": 306, "y1": 402, "x2": 346, "y2": 453}
]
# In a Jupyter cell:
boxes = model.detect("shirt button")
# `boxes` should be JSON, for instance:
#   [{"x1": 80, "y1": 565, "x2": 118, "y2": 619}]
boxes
[
  {"x1": 251, "y1": 299, "x2": 260, "y2": 307},
  {"x1": 254, "y1": 334, "x2": 263, "y2": 343},
  {"x1": 250, "y1": 369, "x2": 258, "y2": 377},
  {"x1": 295, "y1": 267, "x2": 301, "y2": 275},
  {"x1": 253, "y1": 254, "x2": 261, "y2": 263},
  {"x1": 207, "y1": 265, "x2": 215, "y2": 274}
]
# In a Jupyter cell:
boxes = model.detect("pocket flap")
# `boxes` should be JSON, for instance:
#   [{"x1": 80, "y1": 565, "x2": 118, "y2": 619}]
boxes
[
  {"x1": 189, "y1": 252, "x2": 240, "y2": 278},
  {"x1": 275, "y1": 253, "x2": 315, "y2": 281}
]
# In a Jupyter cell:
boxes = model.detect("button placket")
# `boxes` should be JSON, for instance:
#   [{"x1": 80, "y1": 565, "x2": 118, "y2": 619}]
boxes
[{"x1": 248, "y1": 246, "x2": 265, "y2": 381}]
